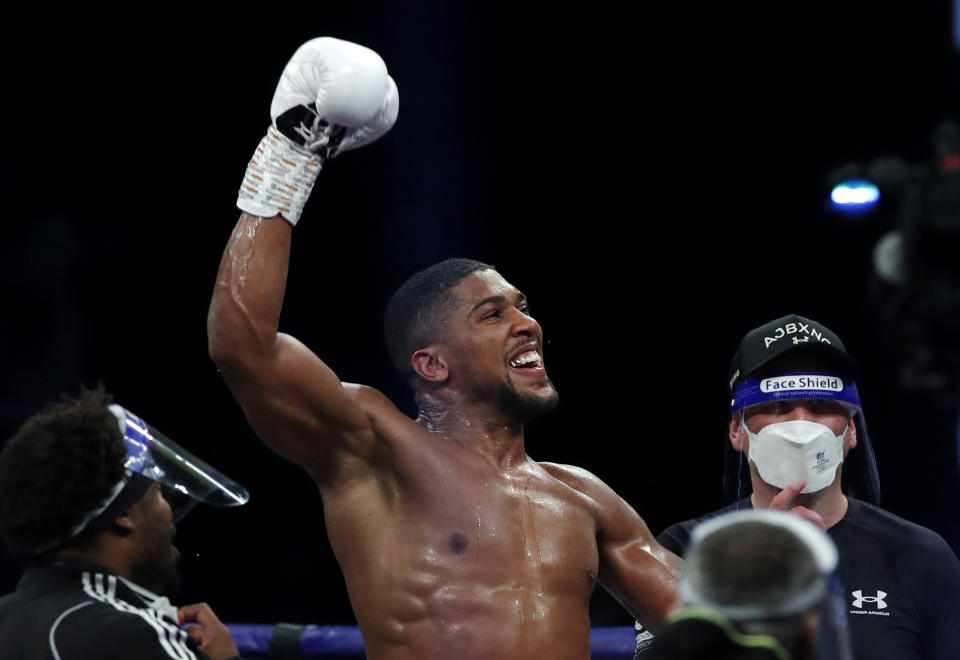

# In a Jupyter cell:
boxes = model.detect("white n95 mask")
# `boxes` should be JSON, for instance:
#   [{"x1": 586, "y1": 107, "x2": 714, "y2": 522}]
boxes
[{"x1": 743, "y1": 418, "x2": 847, "y2": 493}]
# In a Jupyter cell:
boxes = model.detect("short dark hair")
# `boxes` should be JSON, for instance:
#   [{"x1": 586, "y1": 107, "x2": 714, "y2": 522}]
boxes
[
  {"x1": 384, "y1": 258, "x2": 493, "y2": 384},
  {"x1": 0, "y1": 386, "x2": 126, "y2": 557},
  {"x1": 683, "y1": 516, "x2": 828, "y2": 657},
  {"x1": 690, "y1": 520, "x2": 823, "y2": 616}
]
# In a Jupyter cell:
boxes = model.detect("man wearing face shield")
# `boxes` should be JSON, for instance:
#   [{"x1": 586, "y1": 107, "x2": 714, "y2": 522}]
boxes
[
  {"x1": 646, "y1": 510, "x2": 839, "y2": 660},
  {"x1": 0, "y1": 387, "x2": 250, "y2": 660},
  {"x1": 635, "y1": 315, "x2": 960, "y2": 660}
]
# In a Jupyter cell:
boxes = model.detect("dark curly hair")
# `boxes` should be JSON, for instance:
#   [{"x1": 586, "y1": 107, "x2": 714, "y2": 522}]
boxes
[
  {"x1": 0, "y1": 386, "x2": 127, "y2": 558},
  {"x1": 384, "y1": 258, "x2": 493, "y2": 386}
]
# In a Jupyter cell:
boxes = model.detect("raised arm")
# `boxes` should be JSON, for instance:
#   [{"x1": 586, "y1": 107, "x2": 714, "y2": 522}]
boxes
[{"x1": 207, "y1": 38, "x2": 399, "y2": 486}]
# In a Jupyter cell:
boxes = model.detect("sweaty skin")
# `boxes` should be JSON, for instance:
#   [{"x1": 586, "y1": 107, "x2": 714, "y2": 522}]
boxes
[{"x1": 208, "y1": 214, "x2": 680, "y2": 660}]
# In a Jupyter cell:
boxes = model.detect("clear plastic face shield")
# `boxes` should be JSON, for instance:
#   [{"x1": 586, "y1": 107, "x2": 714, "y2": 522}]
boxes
[
  {"x1": 679, "y1": 510, "x2": 853, "y2": 660},
  {"x1": 732, "y1": 373, "x2": 860, "y2": 494},
  {"x1": 107, "y1": 404, "x2": 249, "y2": 521},
  {"x1": 35, "y1": 405, "x2": 249, "y2": 555},
  {"x1": 681, "y1": 510, "x2": 839, "y2": 618},
  {"x1": 727, "y1": 371, "x2": 881, "y2": 504}
]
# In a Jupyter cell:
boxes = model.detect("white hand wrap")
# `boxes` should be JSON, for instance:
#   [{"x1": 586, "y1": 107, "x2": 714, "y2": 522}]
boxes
[{"x1": 237, "y1": 125, "x2": 324, "y2": 225}]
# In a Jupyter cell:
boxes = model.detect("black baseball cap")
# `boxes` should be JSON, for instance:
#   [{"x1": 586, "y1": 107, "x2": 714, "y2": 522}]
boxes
[{"x1": 728, "y1": 314, "x2": 859, "y2": 395}]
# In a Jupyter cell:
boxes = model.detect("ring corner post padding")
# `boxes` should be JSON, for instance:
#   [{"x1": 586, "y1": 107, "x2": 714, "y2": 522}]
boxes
[{"x1": 269, "y1": 622, "x2": 307, "y2": 659}]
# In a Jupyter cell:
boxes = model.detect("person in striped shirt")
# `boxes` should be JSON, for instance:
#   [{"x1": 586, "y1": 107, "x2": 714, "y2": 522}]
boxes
[{"x1": 0, "y1": 386, "x2": 247, "y2": 660}]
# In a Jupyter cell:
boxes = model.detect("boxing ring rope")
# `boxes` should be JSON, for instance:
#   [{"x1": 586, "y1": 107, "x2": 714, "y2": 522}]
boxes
[{"x1": 225, "y1": 623, "x2": 637, "y2": 658}]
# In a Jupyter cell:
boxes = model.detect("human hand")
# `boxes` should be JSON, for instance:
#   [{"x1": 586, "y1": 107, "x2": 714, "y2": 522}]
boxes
[
  {"x1": 768, "y1": 481, "x2": 826, "y2": 531},
  {"x1": 178, "y1": 602, "x2": 240, "y2": 660}
]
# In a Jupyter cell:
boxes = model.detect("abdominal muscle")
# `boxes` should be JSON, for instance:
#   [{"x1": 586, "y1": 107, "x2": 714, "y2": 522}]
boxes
[
  {"x1": 349, "y1": 565, "x2": 594, "y2": 660},
  {"x1": 322, "y1": 469, "x2": 601, "y2": 660}
]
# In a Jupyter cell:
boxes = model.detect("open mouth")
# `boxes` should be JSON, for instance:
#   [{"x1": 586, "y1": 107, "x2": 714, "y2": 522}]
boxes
[{"x1": 509, "y1": 348, "x2": 543, "y2": 370}]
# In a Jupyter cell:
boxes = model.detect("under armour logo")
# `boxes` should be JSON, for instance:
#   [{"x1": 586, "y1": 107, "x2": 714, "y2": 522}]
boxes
[{"x1": 852, "y1": 590, "x2": 887, "y2": 609}]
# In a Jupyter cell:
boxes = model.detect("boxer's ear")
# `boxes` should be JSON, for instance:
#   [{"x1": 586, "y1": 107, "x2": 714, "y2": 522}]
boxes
[{"x1": 412, "y1": 347, "x2": 449, "y2": 384}]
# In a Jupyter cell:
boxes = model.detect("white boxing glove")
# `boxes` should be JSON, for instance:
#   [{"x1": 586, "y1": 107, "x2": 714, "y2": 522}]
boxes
[{"x1": 237, "y1": 37, "x2": 399, "y2": 225}]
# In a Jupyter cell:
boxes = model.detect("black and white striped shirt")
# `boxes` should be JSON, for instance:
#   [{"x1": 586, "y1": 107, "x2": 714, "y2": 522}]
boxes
[{"x1": 0, "y1": 560, "x2": 205, "y2": 660}]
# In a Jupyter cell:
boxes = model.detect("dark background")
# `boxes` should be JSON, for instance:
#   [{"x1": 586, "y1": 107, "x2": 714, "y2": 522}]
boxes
[{"x1": 2, "y1": 2, "x2": 959, "y2": 628}]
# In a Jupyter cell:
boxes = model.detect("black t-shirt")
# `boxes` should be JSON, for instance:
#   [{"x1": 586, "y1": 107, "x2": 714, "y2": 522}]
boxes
[
  {"x1": 0, "y1": 560, "x2": 210, "y2": 660},
  {"x1": 649, "y1": 498, "x2": 960, "y2": 660}
]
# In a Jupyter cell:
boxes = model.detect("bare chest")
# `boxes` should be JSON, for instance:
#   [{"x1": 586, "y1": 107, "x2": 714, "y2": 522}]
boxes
[
  {"x1": 389, "y1": 460, "x2": 601, "y2": 596},
  {"x1": 321, "y1": 451, "x2": 602, "y2": 650}
]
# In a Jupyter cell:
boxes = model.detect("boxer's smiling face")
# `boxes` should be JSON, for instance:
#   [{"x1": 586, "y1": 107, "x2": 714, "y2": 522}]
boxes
[{"x1": 445, "y1": 270, "x2": 558, "y2": 421}]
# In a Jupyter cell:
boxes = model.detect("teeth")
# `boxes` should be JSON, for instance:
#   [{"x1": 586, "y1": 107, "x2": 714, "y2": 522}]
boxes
[{"x1": 510, "y1": 350, "x2": 541, "y2": 368}]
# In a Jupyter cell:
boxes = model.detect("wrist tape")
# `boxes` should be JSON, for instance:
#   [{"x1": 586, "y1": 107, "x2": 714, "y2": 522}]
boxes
[{"x1": 236, "y1": 125, "x2": 324, "y2": 226}]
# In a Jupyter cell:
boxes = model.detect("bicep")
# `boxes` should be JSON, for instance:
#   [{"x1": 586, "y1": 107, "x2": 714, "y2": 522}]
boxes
[
  {"x1": 220, "y1": 331, "x2": 383, "y2": 479},
  {"x1": 544, "y1": 462, "x2": 681, "y2": 625},
  {"x1": 589, "y1": 482, "x2": 682, "y2": 627}
]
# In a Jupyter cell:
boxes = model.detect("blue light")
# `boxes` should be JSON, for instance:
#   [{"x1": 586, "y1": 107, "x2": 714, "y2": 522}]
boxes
[
  {"x1": 830, "y1": 179, "x2": 880, "y2": 214},
  {"x1": 955, "y1": 0, "x2": 960, "y2": 52}
]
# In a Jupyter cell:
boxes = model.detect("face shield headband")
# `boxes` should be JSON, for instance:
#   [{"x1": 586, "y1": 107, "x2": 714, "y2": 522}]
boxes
[{"x1": 731, "y1": 372, "x2": 861, "y2": 416}]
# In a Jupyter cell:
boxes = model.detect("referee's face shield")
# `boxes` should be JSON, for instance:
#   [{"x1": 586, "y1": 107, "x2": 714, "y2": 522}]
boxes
[{"x1": 108, "y1": 404, "x2": 249, "y2": 521}]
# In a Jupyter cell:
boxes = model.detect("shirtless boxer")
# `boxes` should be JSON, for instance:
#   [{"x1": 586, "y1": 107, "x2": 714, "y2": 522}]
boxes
[{"x1": 207, "y1": 37, "x2": 680, "y2": 660}]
